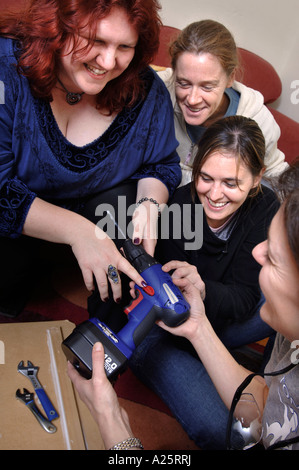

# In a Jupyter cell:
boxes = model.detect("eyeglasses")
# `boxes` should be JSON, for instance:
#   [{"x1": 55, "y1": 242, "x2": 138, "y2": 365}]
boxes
[
  {"x1": 229, "y1": 392, "x2": 263, "y2": 450},
  {"x1": 226, "y1": 362, "x2": 299, "y2": 450}
]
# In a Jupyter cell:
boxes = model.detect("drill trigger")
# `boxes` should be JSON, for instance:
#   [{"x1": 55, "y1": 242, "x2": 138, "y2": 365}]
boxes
[{"x1": 124, "y1": 289, "x2": 144, "y2": 315}]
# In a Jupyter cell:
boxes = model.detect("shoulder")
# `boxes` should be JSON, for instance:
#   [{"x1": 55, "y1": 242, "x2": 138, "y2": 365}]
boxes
[
  {"x1": 241, "y1": 186, "x2": 279, "y2": 226},
  {"x1": 157, "y1": 67, "x2": 173, "y2": 84},
  {"x1": 169, "y1": 183, "x2": 193, "y2": 205},
  {"x1": 233, "y1": 80, "x2": 269, "y2": 121},
  {"x1": 0, "y1": 36, "x2": 20, "y2": 60},
  {"x1": 265, "y1": 334, "x2": 298, "y2": 378},
  {"x1": 141, "y1": 67, "x2": 171, "y2": 102},
  {"x1": 0, "y1": 37, "x2": 21, "y2": 78},
  {"x1": 157, "y1": 68, "x2": 176, "y2": 106},
  {"x1": 251, "y1": 185, "x2": 279, "y2": 210},
  {"x1": 140, "y1": 68, "x2": 175, "y2": 119},
  {"x1": 232, "y1": 80, "x2": 264, "y2": 104},
  {"x1": 256, "y1": 185, "x2": 279, "y2": 206},
  {"x1": 0, "y1": 36, "x2": 13, "y2": 57},
  {"x1": 151, "y1": 67, "x2": 172, "y2": 97},
  {"x1": 233, "y1": 80, "x2": 279, "y2": 128},
  {"x1": 0, "y1": 37, "x2": 24, "y2": 99},
  {"x1": 143, "y1": 67, "x2": 165, "y2": 89}
]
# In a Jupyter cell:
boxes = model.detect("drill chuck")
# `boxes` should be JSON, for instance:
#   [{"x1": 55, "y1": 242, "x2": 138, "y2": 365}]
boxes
[{"x1": 122, "y1": 239, "x2": 158, "y2": 273}]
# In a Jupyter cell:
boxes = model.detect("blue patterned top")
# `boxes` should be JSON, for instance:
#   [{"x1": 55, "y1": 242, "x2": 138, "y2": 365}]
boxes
[{"x1": 0, "y1": 37, "x2": 181, "y2": 238}]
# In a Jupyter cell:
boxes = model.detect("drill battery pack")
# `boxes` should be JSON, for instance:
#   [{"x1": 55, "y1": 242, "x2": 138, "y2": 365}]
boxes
[{"x1": 62, "y1": 318, "x2": 132, "y2": 381}]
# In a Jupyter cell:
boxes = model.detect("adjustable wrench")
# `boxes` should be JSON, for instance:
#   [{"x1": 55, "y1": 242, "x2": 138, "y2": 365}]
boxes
[
  {"x1": 18, "y1": 360, "x2": 59, "y2": 421},
  {"x1": 16, "y1": 388, "x2": 57, "y2": 433}
]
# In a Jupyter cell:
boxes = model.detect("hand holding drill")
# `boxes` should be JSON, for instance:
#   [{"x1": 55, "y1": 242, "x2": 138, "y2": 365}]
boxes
[{"x1": 62, "y1": 240, "x2": 190, "y2": 381}]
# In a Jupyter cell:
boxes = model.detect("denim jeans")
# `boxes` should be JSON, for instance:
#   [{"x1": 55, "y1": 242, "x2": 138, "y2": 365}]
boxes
[
  {"x1": 217, "y1": 293, "x2": 274, "y2": 349},
  {"x1": 129, "y1": 297, "x2": 274, "y2": 450}
]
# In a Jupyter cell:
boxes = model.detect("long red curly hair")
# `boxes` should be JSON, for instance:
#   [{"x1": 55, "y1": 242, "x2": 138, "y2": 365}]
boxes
[{"x1": 0, "y1": 0, "x2": 162, "y2": 113}]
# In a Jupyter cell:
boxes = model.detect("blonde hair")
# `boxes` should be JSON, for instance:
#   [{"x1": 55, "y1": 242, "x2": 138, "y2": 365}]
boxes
[{"x1": 169, "y1": 19, "x2": 239, "y2": 78}]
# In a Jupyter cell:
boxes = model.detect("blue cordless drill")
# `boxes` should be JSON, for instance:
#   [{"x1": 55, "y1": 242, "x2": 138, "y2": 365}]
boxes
[{"x1": 62, "y1": 239, "x2": 190, "y2": 381}]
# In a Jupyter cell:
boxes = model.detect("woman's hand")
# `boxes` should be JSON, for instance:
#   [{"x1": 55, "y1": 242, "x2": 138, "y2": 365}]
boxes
[
  {"x1": 158, "y1": 279, "x2": 267, "y2": 420},
  {"x1": 67, "y1": 343, "x2": 134, "y2": 449},
  {"x1": 131, "y1": 199, "x2": 159, "y2": 256},
  {"x1": 157, "y1": 277, "x2": 208, "y2": 343},
  {"x1": 163, "y1": 260, "x2": 206, "y2": 300},
  {"x1": 70, "y1": 220, "x2": 146, "y2": 302},
  {"x1": 22, "y1": 197, "x2": 145, "y2": 303},
  {"x1": 129, "y1": 276, "x2": 208, "y2": 343}
]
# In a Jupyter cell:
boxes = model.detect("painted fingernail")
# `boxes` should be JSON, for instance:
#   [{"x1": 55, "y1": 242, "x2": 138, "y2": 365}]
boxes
[
  {"x1": 133, "y1": 238, "x2": 140, "y2": 244},
  {"x1": 115, "y1": 298, "x2": 121, "y2": 304},
  {"x1": 141, "y1": 281, "x2": 148, "y2": 287},
  {"x1": 103, "y1": 297, "x2": 109, "y2": 303}
]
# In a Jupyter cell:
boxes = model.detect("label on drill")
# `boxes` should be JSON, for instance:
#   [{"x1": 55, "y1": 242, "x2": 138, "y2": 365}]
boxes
[
  {"x1": 88, "y1": 317, "x2": 132, "y2": 365},
  {"x1": 91, "y1": 321, "x2": 126, "y2": 373},
  {"x1": 97, "y1": 322, "x2": 119, "y2": 344},
  {"x1": 104, "y1": 353, "x2": 118, "y2": 374}
]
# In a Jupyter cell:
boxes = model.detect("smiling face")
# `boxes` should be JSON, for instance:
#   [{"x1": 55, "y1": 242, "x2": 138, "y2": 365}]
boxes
[
  {"x1": 195, "y1": 151, "x2": 262, "y2": 228},
  {"x1": 174, "y1": 51, "x2": 234, "y2": 126},
  {"x1": 58, "y1": 7, "x2": 138, "y2": 96},
  {"x1": 252, "y1": 208, "x2": 299, "y2": 342}
]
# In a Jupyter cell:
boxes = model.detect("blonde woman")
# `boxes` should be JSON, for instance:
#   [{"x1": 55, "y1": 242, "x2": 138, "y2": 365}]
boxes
[{"x1": 159, "y1": 20, "x2": 288, "y2": 186}]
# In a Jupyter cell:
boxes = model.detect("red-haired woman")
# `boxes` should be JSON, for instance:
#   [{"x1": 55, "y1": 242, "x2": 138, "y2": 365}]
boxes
[{"x1": 0, "y1": 0, "x2": 181, "y2": 319}]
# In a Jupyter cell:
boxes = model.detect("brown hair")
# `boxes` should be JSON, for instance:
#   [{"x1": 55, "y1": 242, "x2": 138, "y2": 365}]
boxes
[
  {"x1": 0, "y1": 0, "x2": 162, "y2": 113},
  {"x1": 276, "y1": 157, "x2": 299, "y2": 269},
  {"x1": 191, "y1": 115, "x2": 265, "y2": 199},
  {"x1": 169, "y1": 19, "x2": 239, "y2": 79}
]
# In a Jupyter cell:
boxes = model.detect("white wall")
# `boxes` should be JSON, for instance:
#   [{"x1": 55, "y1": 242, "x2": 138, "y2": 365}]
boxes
[{"x1": 159, "y1": 0, "x2": 299, "y2": 123}]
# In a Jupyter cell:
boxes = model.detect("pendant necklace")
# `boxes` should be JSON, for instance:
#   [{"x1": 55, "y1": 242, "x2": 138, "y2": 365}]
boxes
[{"x1": 57, "y1": 78, "x2": 85, "y2": 105}]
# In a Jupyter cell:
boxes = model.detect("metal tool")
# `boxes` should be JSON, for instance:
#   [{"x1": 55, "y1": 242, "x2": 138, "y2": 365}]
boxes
[
  {"x1": 18, "y1": 360, "x2": 59, "y2": 421},
  {"x1": 16, "y1": 388, "x2": 57, "y2": 433}
]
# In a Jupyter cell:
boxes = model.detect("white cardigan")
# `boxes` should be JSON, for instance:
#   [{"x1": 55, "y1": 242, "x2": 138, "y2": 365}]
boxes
[{"x1": 158, "y1": 68, "x2": 288, "y2": 186}]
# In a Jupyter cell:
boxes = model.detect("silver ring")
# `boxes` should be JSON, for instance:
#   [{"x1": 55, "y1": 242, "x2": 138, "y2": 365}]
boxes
[{"x1": 107, "y1": 265, "x2": 119, "y2": 284}]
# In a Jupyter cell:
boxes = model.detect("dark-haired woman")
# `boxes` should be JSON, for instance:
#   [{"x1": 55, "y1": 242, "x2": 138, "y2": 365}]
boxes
[
  {"x1": 0, "y1": 0, "x2": 181, "y2": 317},
  {"x1": 68, "y1": 150, "x2": 299, "y2": 452},
  {"x1": 129, "y1": 116, "x2": 280, "y2": 448}
]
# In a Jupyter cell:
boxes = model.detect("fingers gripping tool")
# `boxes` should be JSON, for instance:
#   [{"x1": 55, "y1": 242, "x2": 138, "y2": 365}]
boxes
[
  {"x1": 17, "y1": 360, "x2": 59, "y2": 422},
  {"x1": 62, "y1": 239, "x2": 190, "y2": 381}
]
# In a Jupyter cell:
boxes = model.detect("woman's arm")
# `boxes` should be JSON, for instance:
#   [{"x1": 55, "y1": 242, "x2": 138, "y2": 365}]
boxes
[
  {"x1": 67, "y1": 343, "x2": 140, "y2": 450},
  {"x1": 132, "y1": 177, "x2": 169, "y2": 255},
  {"x1": 23, "y1": 197, "x2": 146, "y2": 301},
  {"x1": 158, "y1": 278, "x2": 268, "y2": 421}
]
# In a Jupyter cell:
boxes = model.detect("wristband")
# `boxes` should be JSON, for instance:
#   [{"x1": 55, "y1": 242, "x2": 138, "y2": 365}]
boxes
[
  {"x1": 136, "y1": 197, "x2": 160, "y2": 215},
  {"x1": 109, "y1": 437, "x2": 144, "y2": 450}
]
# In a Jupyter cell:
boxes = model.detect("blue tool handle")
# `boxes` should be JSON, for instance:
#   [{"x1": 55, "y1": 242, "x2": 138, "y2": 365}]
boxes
[{"x1": 35, "y1": 388, "x2": 59, "y2": 421}]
